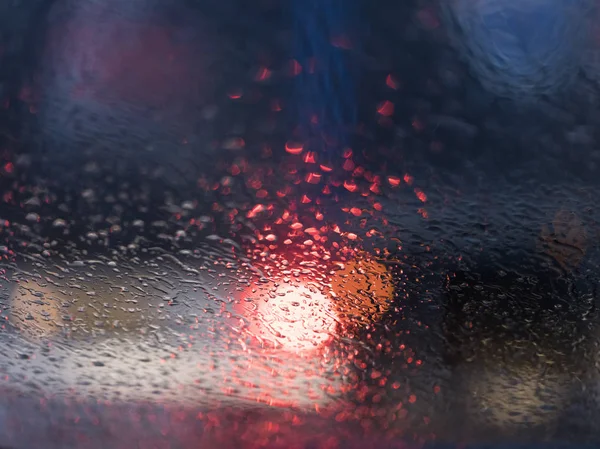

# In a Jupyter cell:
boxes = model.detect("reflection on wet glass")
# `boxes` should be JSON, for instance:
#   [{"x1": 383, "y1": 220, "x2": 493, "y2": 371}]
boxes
[{"x1": 1, "y1": 0, "x2": 600, "y2": 447}]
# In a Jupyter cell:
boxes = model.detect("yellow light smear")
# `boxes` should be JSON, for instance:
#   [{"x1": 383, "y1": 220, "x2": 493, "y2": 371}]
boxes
[{"x1": 9, "y1": 279, "x2": 157, "y2": 340}]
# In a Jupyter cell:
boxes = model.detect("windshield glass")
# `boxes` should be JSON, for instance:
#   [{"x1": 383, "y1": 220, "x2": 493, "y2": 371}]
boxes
[{"x1": 0, "y1": 0, "x2": 599, "y2": 448}]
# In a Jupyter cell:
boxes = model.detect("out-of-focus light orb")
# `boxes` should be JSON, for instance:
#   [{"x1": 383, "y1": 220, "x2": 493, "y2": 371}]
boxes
[
  {"x1": 330, "y1": 257, "x2": 394, "y2": 324},
  {"x1": 240, "y1": 282, "x2": 338, "y2": 353},
  {"x1": 238, "y1": 254, "x2": 395, "y2": 353},
  {"x1": 442, "y1": 0, "x2": 591, "y2": 99}
]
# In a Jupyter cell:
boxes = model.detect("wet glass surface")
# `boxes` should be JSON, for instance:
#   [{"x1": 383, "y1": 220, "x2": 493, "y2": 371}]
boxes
[{"x1": 1, "y1": 0, "x2": 600, "y2": 448}]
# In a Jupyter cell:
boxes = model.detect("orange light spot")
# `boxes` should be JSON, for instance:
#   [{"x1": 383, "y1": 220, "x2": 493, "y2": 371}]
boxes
[
  {"x1": 346, "y1": 233, "x2": 358, "y2": 241},
  {"x1": 256, "y1": 189, "x2": 269, "y2": 199},
  {"x1": 408, "y1": 394, "x2": 417, "y2": 404},
  {"x1": 330, "y1": 254, "x2": 394, "y2": 322},
  {"x1": 320, "y1": 164, "x2": 333, "y2": 172},
  {"x1": 377, "y1": 101, "x2": 394, "y2": 116},
  {"x1": 350, "y1": 207, "x2": 362, "y2": 217},
  {"x1": 403, "y1": 174, "x2": 414, "y2": 185},
  {"x1": 290, "y1": 222, "x2": 304, "y2": 230},
  {"x1": 301, "y1": 195, "x2": 312, "y2": 204}
]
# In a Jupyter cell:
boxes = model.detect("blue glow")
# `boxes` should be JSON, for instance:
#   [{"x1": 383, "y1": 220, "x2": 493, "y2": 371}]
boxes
[{"x1": 291, "y1": 0, "x2": 358, "y2": 156}]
